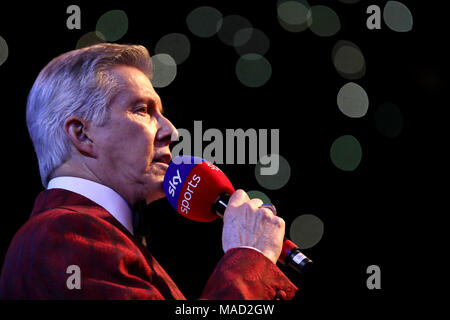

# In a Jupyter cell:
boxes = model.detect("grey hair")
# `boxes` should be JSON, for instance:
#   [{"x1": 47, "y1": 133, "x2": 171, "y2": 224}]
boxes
[{"x1": 26, "y1": 43, "x2": 152, "y2": 187}]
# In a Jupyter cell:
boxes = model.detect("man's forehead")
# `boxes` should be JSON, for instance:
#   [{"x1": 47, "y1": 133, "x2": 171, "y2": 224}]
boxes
[
  {"x1": 110, "y1": 65, "x2": 153, "y2": 89},
  {"x1": 110, "y1": 64, "x2": 161, "y2": 106}
]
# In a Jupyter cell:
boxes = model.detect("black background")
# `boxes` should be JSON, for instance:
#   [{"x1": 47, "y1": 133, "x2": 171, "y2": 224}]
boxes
[{"x1": 0, "y1": 0, "x2": 444, "y2": 314}]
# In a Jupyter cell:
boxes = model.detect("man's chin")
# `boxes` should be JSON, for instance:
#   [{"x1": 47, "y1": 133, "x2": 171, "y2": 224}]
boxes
[
  {"x1": 140, "y1": 166, "x2": 168, "y2": 203},
  {"x1": 143, "y1": 182, "x2": 166, "y2": 204}
]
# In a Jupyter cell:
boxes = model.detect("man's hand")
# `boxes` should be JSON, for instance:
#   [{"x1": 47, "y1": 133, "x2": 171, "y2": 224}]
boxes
[{"x1": 222, "y1": 189, "x2": 285, "y2": 265}]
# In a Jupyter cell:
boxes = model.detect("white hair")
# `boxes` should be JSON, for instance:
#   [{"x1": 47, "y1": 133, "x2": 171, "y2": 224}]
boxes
[{"x1": 26, "y1": 43, "x2": 152, "y2": 187}]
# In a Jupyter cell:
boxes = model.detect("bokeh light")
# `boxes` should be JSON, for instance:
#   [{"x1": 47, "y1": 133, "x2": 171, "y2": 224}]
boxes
[
  {"x1": 76, "y1": 31, "x2": 106, "y2": 49},
  {"x1": 218, "y1": 15, "x2": 252, "y2": 47},
  {"x1": 374, "y1": 102, "x2": 404, "y2": 138},
  {"x1": 383, "y1": 1, "x2": 413, "y2": 32},
  {"x1": 309, "y1": 5, "x2": 341, "y2": 37},
  {"x1": 330, "y1": 135, "x2": 363, "y2": 171},
  {"x1": 332, "y1": 40, "x2": 366, "y2": 80},
  {"x1": 95, "y1": 10, "x2": 128, "y2": 42},
  {"x1": 0, "y1": 36, "x2": 8, "y2": 66},
  {"x1": 150, "y1": 54, "x2": 177, "y2": 88},
  {"x1": 337, "y1": 82, "x2": 369, "y2": 118},
  {"x1": 289, "y1": 214, "x2": 324, "y2": 249},
  {"x1": 234, "y1": 28, "x2": 270, "y2": 56},
  {"x1": 186, "y1": 6, "x2": 223, "y2": 38},
  {"x1": 155, "y1": 33, "x2": 191, "y2": 65},
  {"x1": 235, "y1": 54, "x2": 272, "y2": 88},
  {"x1": 255, "y1": 155, "x2": 291, "y2": 190},
  {"x1": 232, "y1": 28, "x2": 253, "y2": 48},
  {"x1": 277, "y1": 0, "x2": 312, "y2": 33},
  {"x1": 247, "y1": 190, "x2": 272, "y2": 204}
]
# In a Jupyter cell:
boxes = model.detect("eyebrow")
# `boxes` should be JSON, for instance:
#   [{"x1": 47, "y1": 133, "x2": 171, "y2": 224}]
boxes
[{"x1": 129, "y1": 96, "x2": 164, "y2": 113}]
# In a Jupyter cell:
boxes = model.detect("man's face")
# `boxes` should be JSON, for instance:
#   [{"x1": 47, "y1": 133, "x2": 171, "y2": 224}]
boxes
[{"x1": 89, "y1": 65, "x2": 177, "y2": 205}]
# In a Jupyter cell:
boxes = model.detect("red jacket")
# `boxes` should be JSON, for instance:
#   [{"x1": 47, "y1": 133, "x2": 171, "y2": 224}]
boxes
[{"x1": 0, "y1": 189, "x2": 298, "y2": 299}]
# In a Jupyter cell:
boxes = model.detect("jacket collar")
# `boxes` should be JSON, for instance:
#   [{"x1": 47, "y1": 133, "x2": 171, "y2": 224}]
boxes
[{"x1": 30, "y1": 188, "x2": 133, "y2": 238}]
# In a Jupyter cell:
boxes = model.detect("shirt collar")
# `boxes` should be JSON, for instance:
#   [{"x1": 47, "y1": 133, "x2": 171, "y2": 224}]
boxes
[{"x1": 47, "y1": 176, "x2": 134, "y2": 235}]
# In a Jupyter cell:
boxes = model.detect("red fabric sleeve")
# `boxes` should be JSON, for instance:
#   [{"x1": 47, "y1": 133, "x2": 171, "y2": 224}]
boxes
[{"x1": 200, "y1": 247, "x2": 298, "y2": 300}]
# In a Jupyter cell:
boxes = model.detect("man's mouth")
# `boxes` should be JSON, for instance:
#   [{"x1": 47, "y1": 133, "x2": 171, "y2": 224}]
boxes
[{"x1": 153, "y1": 154, "x2": 172, "y2": 165}]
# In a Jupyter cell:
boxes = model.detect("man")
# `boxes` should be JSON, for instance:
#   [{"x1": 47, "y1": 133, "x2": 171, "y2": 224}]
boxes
[{"x1": 0, "y1": 43, "x2": 297, "y2": 299}]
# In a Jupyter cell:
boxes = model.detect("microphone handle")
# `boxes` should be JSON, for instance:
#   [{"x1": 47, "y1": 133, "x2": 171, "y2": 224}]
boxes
[{"x1": 211, "y1": 193, "x2": 313, "y2": 274}]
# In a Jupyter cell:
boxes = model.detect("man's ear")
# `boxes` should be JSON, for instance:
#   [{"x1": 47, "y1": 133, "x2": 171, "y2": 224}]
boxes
[{"x1": 64, "y1": 116, "x2": 98, "y2": 158}]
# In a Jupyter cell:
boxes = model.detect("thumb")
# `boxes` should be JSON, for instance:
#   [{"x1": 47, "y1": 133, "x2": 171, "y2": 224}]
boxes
[{"x1": 227, "y1": 189, "x2": 249, "y2": 208}]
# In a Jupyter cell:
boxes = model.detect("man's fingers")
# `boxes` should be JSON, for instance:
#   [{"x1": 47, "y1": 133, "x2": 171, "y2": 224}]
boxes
[
  {"x1": 222, "y1": 190, "x2": 285, "y2": 264},
  {"x1": 227, "y1": 189, "x2": 250, "y2": 207},
  {"x1": 248, "y1": 198, "x2": 264, "y2": 210},
  {"x1": 259, "y1": 203, "x2": 277, "y2": 216}
]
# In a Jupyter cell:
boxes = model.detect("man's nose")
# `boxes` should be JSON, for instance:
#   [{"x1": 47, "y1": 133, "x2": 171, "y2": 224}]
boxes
[{"x1": 156, "y1": 115, "x2": 178, "y2": 145}]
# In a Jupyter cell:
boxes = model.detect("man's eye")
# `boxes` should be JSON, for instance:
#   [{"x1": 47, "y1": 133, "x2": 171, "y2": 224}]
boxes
[{"x1": 135, "y1": 106, "x2": 148, "y2": 114}]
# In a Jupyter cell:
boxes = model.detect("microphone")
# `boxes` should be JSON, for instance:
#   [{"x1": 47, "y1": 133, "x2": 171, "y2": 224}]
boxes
[{"x1": 163, "y1": 155, "x2": 313, "y2": 274}]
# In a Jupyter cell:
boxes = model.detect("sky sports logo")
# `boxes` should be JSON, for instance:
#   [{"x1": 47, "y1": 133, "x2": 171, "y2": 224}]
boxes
[
  {"x1": 167, "y1": 168, "x2": 201, "y2": 214},
  {"x1": 163, "y1": 156, "x2": 205, "y2": 216},
  {"x1": 166, "y1": 169, "x2": 182, "y2": 198},
  {"x1": 163, "y1": 155, "x2": 235, "y2": 222},
  {"x1": 164, "y1": 157, "x2": 221, "y2": 214}
]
